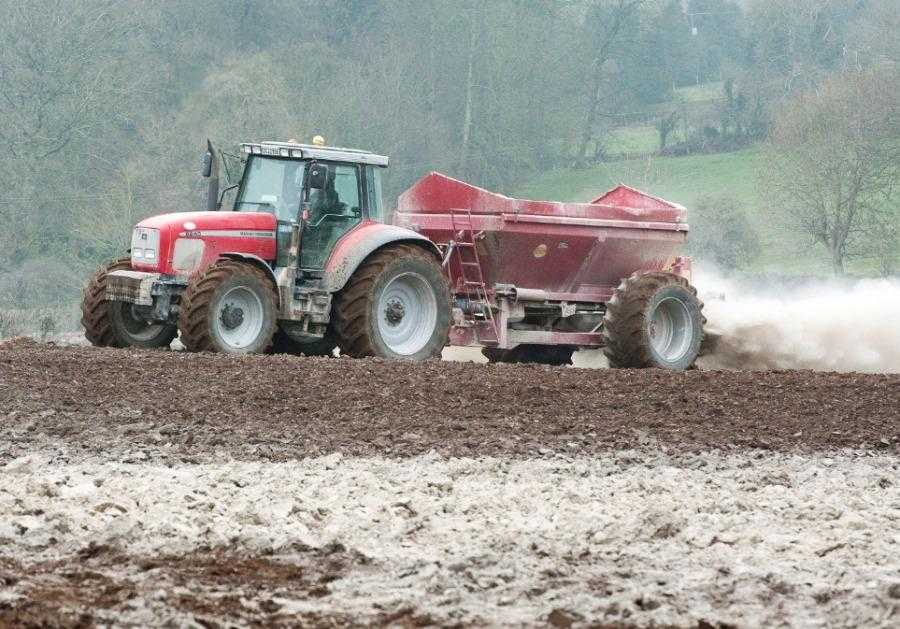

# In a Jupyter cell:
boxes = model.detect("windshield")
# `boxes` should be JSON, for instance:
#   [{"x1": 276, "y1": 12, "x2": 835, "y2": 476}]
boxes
[{"x1": 234, "y1": 156, "x2": 305, "y2": 221}]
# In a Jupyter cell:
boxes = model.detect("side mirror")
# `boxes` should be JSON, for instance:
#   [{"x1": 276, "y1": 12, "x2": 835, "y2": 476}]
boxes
[
  {"x1": 203, "y1": 139, "x2": 220, "y2": 211},
  {"x1": 201, "y1": 151, "x2": 212, "y2": 178},
  {"x1": 307, "y1": 162, "x2": 327, "y2": 190}
]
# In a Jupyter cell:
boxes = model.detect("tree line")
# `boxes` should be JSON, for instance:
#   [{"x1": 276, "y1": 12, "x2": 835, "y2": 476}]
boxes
[{"x1": 1, "y1": 0, "x2": 898, "y2": 312}]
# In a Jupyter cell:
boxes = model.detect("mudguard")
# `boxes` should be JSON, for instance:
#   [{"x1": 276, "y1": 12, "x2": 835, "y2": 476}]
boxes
[
  {"x1": 320, "y1": 221, "x2": 441, "y2": 293},
  {"x1": 220, "y1": 252, "x2": 279, "y2": 286}
]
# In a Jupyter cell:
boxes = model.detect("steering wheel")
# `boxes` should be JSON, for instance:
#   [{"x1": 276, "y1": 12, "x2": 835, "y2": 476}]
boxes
[{"x1": 309, "y1": 212, "x2": 354, "y2": 228}]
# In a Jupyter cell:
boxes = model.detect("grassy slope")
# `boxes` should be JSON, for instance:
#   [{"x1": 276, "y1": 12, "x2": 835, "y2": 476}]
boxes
[{"x1": 517, "y1": 147, "x2": 836, "y2": 274}]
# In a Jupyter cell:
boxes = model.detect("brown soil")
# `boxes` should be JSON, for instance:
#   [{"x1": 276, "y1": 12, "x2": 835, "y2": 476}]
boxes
[
  {"x1": 0, "y1": 544, "x2": 367, "y2": 628},
  {"x1": 0, "y1": 340, "x2": 897, "y2": 463},
  {"x1": 0, "y1": 548, "x2": 734, "y2": 629}
]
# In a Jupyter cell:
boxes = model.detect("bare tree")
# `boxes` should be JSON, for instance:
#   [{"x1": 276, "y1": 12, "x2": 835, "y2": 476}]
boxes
[
  {"x1": 0, "y1": 1, "x2": 141, "y2": 160},
  {"x1": 576, "y1": 0, "x2": 646, "y2": 165},
  {"x1": 656, "y1": 109, "x2": 678, "y2": 151},
  {"x1": 846, "y1": 0, "x2": 900, "y2": 68},
  {"x1": 764, "y1": 67, "x2": 900, "y2": 275}
]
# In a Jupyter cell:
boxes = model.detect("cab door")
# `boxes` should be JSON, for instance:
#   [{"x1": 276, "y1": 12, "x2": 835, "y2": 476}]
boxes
[{"x1": 300, "y1": 162, "x2": 363, "y2": 269}]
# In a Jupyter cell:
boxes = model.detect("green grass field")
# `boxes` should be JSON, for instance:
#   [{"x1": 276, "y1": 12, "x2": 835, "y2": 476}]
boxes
[
  {"x1": 603, "y1": 125, "x2": 660, "y2": 155},
  {"x1": 517, "y1": 147, "x2": 843, "y2": 275},
  {"x1": 601, "y1": 81, "x2": 723, "y2": 156},
  {"x1": 675, "y1": 81, "x2": 725, "y2": 103}
]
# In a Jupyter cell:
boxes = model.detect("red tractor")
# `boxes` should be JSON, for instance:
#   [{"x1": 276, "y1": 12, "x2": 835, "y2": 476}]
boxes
[{"x1": 82, "y1": 138, "x2": 704, "y2": 369}]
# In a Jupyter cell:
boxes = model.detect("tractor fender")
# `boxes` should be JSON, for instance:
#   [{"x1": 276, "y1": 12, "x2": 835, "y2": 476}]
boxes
[
  {"x1": 219, "y1": 252, "x2": 278, "y2": 287},
  {"x1": 321, "y1": 223, "x2": 441, "y2": 293}
]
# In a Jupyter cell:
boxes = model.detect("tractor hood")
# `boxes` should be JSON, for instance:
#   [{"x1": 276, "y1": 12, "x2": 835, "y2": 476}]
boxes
[
  {"x1": 137, "y1": 211, "x2": 277, "y2": 233},
  {"x1": 131, "y1": 211, "x2": 278, "y2": 275}
]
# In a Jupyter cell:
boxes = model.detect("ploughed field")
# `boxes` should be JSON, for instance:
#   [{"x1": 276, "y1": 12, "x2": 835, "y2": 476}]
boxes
[{"x1": 1, "y1": 340, "x2": 899, "y2": 627}]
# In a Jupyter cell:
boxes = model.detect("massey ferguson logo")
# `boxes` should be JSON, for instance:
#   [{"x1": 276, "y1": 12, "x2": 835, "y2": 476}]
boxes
[{"x1": 180, "y1": 229, "x2": 274, "y2": 239}]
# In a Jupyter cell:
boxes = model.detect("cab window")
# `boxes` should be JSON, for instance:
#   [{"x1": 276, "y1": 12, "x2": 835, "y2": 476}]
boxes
[
  {"x1": 301, "y1": 163, "x2": 362, "y2": 269},
  {"x1": 234, "y1": 156, "x2": 304, "y2": 222},
  {"x1": 366, "y1": 166, "x2": 386, "y2": 222}
]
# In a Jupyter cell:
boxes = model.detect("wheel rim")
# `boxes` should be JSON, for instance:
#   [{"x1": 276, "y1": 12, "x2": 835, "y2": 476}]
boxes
[
  {"x1": 376, "y1": 272, "x2": 438, "y2": 355},
  {"x1": 115, "y1": 302, "x2": 167, "y2": 342},
  {"x1": 214, "y1": 286, "x2": 264, "y2": 350},
  {"x1": 648, "y1": 296, "x2": 694, "y2": 362}
]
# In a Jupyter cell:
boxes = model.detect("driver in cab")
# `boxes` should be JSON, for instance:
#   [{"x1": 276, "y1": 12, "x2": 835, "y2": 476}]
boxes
[{"x1": 308, "y1": 168, "x2": 346, "y2": 220}]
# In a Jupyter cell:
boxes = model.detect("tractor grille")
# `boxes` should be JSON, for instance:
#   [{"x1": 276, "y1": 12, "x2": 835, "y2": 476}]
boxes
[{"x1": 106, "y1": 270, "x2": 158, "y2": 306}]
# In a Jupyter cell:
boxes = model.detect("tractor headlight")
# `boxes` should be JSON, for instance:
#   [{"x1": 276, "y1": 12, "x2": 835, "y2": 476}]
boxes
[{"x1": 130, "y1": 228, "x2": 160, "y2": 267}]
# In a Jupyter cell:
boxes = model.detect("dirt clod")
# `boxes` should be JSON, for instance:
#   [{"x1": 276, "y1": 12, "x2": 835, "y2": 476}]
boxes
[{"x1": 1, "y1": 344, "x2": 898, "y2": 464}]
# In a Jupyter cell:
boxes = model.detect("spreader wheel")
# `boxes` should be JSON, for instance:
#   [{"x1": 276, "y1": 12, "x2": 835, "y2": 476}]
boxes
[
  {"x1": 179, "y1": 260, "x2": 277, "y2": 354},
  {"x1": 602, "y1": 272, "x2": 705, "y2": 370},
  {"x1": 333, "y1": 244, "x2": 451, "y2": 360},
  {"x1": 482, "y1": 345, "x2": 575, "y2": 366}
]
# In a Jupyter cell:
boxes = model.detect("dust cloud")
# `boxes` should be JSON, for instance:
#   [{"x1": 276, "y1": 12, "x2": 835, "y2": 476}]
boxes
[{"x1": 695, "y1": 267, "x2": 900, "y2": 373}]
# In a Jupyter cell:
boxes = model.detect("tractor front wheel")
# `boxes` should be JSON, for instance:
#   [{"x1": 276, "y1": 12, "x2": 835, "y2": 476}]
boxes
[
  {"x1": 333, "y1": 244, "x2": 451, "y2": 360},
  {"x1": 109, "y1": 302, "x2": 178, "y2": 349},
  {"x1": 81, "y1": 258, "x2": 131, "y2": 347},
  {"x1": 602, "y1": 272, "x2": 704, "y2": 370},
  {"x1": 179, "y1": 260, "x2": 277, "y2": 354},
  {"x1": 82, "y1": 258, "x2": 175, "y2": 349}
]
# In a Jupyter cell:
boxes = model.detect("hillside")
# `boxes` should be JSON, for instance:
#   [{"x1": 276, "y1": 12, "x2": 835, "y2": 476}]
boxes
[{"x1": 517, "y1": 147, "x2": 840, "y2": 275}]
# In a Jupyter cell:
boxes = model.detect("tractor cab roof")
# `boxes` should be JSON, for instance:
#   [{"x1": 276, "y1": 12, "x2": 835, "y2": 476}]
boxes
[{"x1": 241, "y1": 141, "x2": 389, "y2": 167}]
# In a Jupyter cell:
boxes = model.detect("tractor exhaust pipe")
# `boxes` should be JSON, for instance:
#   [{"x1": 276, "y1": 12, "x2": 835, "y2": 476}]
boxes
[{"x1": 201, "y1": 139, "x2": 220, "y2": 212}]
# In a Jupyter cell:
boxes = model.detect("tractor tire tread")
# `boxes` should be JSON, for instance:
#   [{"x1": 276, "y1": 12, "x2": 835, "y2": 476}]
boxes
[
  {"x1": 179, "y1": 260, "x2": 277, "y2": 353},
  {"x1": 333, "y1": 244, "x2": 449, "y2": 358},
  {"x1": 81, "y1": 257, "x2": 132, "y2": 347},
  {"x1": 602, "y1": 271, "x2": 704, "y2": 369}
]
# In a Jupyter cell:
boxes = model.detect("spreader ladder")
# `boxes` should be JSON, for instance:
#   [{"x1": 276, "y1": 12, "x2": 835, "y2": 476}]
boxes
[{"x1": 449, "y1": 208, "x2": 500, "y2": 344}]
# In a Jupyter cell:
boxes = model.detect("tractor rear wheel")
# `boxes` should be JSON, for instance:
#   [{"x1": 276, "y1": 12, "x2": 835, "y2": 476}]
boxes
[
  {"x1": 482, "y1": 345, "x2": 575, "y2": 366},
  {"x1": 602, "y1": 271, "x2": 704, "y2": 370},
  {"x1": 333, "y1": 244, "x2": 451, "y2": 360},
  {"x1": 81, "y1": 258, "x2": 177, "y2": 349},
  {"x1": 179, "y1": 260, "x2": 277, "y2": 354}
]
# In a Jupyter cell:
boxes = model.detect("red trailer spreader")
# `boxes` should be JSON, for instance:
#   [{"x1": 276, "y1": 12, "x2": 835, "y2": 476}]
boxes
[
  {"x1": 394, "y1": 172, "x2": 696, "y2": 364},
  {"x1": 85, "y1": 137, "x2": 703, "y2": 369}
]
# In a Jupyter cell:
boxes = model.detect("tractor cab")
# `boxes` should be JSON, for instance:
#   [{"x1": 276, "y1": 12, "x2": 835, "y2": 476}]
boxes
[{"x1": 231, "y1": 139, "x2": 389, "y2": 270}]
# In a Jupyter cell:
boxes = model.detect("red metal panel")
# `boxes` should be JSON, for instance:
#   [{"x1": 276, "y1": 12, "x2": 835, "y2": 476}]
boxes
[
  {"x1": 134, "y1": 211, "x2": 277, "y2": 275},
  {"x1": 397, "y1": 172, "x2": 686, "y2": 223},
  {"x1": 319, "y1": 220, "x2": 441, "y2": 292},
  {"x1": 590, "y1": 183, "x2": 687, "y2": 215},
  {"x1": 394, "y1": 173, "x2": 688, "y2": 303}
]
